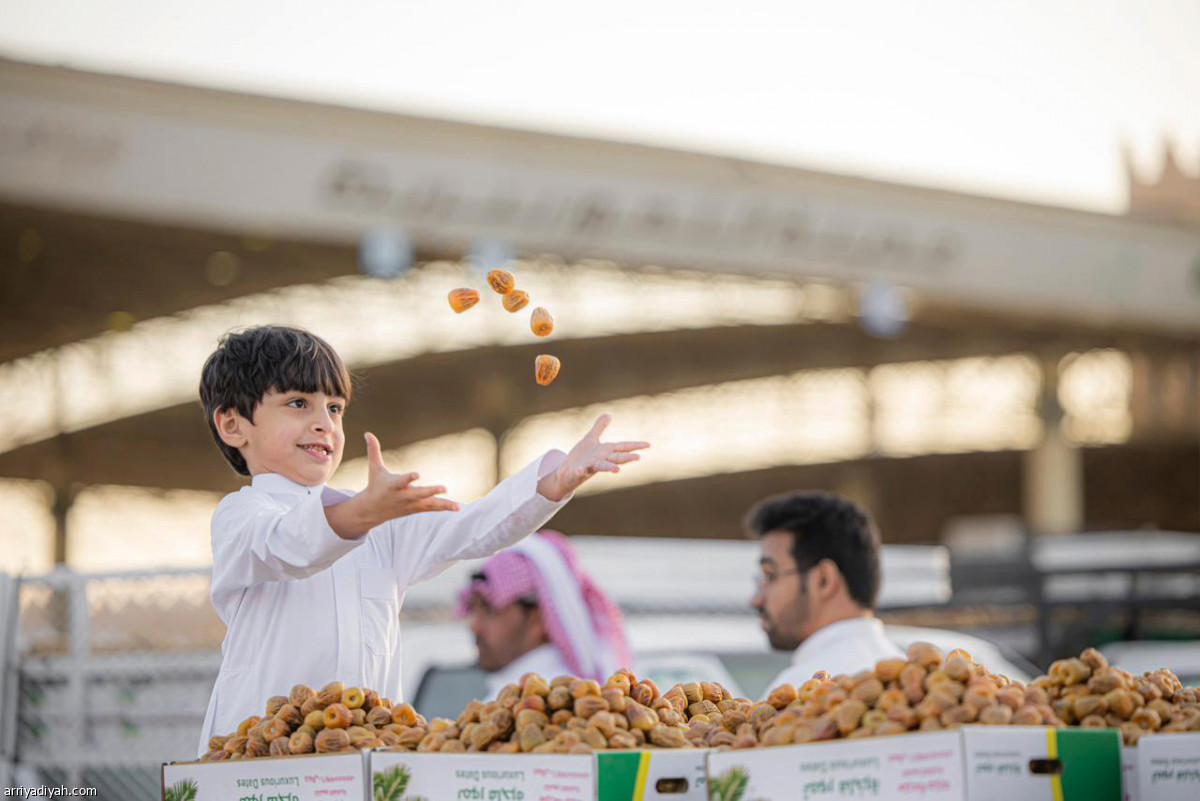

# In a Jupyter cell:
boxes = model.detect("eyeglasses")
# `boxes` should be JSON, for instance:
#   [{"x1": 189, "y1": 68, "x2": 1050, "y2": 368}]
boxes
[{"x1": 753, "y1": 567, "x2": 804, "y2": 592}]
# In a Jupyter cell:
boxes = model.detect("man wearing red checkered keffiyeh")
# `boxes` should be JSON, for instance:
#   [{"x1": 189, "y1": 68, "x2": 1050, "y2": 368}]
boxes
[{"x1": 457, "y1": 530, "x2": 632, "y2": 697}]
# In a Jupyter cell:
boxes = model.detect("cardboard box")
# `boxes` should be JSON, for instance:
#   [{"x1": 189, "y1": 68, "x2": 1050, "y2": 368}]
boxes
[
  {"x1": 1123, "y1": 746, "x2": 1139, "y2": 801},
  {"x1": 369, "y1": 749, "x2": 710, "y2": 801},
  {"x1": 705, "y1": 726, "x2": 1121, "y2": 801},
  {"x1": 162, "y1": 747, "x2": 709, "y2": 801},
  {"x1": 369, "y1": 751, "x2": 593, "y2": 801},
  {"x1": 162, "y1": 751, "x2": 368, "y2": 801},
  {"x1": 1135, "y1": 733, "x2": 1200, "y2": 801}
]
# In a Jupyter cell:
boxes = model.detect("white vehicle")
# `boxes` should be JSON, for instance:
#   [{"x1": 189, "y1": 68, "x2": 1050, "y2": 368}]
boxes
[{"x1": 1100, "y1": 641, "x2": 1200, "y2": 686}]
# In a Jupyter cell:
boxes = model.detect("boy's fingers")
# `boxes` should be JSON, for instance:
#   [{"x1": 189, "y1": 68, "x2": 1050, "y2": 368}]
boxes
[
  {"x1": 420, "y1": 498, "x2": 461, "y2": 513},
  {"x1": 405, "y1": 485, "x2": 447, "y2": 500},
  {"x1": 364, "y1": 433, "x2": 386, "y2": 472},
  {"x1": 393, "y1": 472, "x2": 419, "y2": 489},
  {"x1": 610, "y1": 440, "x2": 651, "y2": 452},
  {"x1": 609, "y1": 453, "x2": 640, "y2": 464},
  {"x1": 582, "y1": 461, "x2": 618, "y2": 476},
  {"x1": 586, "y1": 414, "x2": 613, "y2": 441}
]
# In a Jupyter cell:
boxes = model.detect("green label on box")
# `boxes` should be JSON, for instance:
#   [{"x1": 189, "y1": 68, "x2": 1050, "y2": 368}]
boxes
[
  {"x1": 596, "y1": 751, "x2": 708, "y2": 800},
  {"x1": 1056, "y1": 729, "x2": 1122, "y2": 801},
  {"x1": 597, "y1": 752, "x2": 645, "y2": 800}
]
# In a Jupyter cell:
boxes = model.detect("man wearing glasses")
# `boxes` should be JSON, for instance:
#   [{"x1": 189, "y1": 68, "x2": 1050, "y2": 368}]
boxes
[{"x1": 748, "y1": 490, "x2": 903, "y2": 696}]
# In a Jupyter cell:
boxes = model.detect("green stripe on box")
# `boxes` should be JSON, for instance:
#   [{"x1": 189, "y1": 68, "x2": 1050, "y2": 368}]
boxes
[
  {"x1": 598, "y1": 751, "x2": 644, "y2": 800},
  {"x1": 1056, "y1": 728, "x2": 1122, "y2": 801}
]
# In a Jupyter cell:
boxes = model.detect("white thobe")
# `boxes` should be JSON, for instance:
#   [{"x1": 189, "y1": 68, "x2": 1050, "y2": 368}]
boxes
[
  {"x1": 483, "y1": 643, "x2": 572, "y2": 700},
  {"x1": 197, "y1": 452, "x2": 568, "y2": 756},
  {"x1": 761, "y1": 617, "x2": 905, "y2": 699}
]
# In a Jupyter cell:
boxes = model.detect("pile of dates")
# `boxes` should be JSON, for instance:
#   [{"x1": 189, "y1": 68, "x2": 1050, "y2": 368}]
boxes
[
  {"x1": 200, "y1": 643, "x2": 1200, "y2": 760},
  {"x1": 201, "y1": 681, "x2": 431, "y2": 760},
  {"x1": 1031, "y1": 647, "x2": 1200, "y2": 745},
  {"x1": 422, "y1": 670, "x2": 740, "y2": 754},
  {"x1": 736, "y1": 642, "x2": 1064, "y2": 748},
  {"x1": 384, "y1": 642, "x2": 1071, "y2": 754},
  {"x1": 202, "y1": 670, "x2": 744, "y2": 759}
]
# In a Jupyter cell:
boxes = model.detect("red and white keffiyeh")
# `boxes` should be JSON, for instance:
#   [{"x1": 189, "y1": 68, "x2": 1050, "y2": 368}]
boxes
[{"x1": 456, "y1": 531, "x2": 631, "y2": 680}]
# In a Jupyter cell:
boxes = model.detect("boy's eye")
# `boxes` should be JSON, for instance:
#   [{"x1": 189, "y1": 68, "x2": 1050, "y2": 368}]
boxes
[
  {"x1": 287, "y1": 398, "x2": 305, "y2": 409},
  {"x1": 328, "y1": 404, "x2": 343, "y2": 415}
]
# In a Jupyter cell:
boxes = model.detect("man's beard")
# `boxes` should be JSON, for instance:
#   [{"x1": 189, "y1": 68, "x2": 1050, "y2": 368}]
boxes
[
  {"x1": 475, "y1": 638, "x2": 500, "y2": 672},
  {"x1": 762, "y1": 615, "x2": 803, "y2": 652},
  {"x1": 760, "y1": 590, "x2": 808, "y2": 652}
]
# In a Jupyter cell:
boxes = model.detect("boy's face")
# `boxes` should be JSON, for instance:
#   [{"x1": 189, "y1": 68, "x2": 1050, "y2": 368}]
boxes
[{"x1": 216, "y1": 389, "x2": 346, "y2": 486}]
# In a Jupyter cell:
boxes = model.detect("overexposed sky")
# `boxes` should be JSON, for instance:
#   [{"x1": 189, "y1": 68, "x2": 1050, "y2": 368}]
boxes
[{"x1": 2, "y1": 1, "x2": 1199, "y2": 211}]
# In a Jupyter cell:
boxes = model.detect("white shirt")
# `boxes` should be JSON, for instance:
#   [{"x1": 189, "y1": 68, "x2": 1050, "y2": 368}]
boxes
[
  {"x1": 197, "y1": 452, "x2": 568, "y2": 756},
  {"x1": 761, "y1": 617, "x2": 905, "y2": 698},
  {"x1": 483, "y1": 643, "x2": 572, "y2": 699}
]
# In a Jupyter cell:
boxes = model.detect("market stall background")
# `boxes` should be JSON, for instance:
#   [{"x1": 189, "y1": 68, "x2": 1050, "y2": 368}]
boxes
[{"x1": 2, "y1": 2, "x2": 1200, "y2": 797}]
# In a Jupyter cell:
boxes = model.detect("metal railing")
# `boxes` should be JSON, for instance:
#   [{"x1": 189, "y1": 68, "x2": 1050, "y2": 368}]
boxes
[
  {"x1": 949, "y1": 531, "x2": 1200, "y2": 663},
  {"x1": 9, "y1": 568, "x2": 220, "y2": 798},
  {"x1": 2, "y1": 573, "x2": 19, "y2": 792}
]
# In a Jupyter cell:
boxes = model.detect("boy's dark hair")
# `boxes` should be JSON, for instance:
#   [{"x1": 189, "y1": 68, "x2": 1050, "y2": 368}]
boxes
[
  {"x1": 199, "y1": 326, "x2": 353, "y2": 476},
  {"x1": 744, "y1": 490, "x2": 883, "y2": 609}
]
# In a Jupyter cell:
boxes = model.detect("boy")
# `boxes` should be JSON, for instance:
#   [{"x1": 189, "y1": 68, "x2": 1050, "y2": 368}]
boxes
[{"x1": 195, "y1": 326, "x2": 647, "y2": 755}]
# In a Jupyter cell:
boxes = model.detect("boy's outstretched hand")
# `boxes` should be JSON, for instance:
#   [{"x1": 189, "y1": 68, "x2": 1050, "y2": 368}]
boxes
[
  {"x1": 536, "y1": 414, "x2": 650, "y2": 502},
  {"x1": 326, "y1": 433, "x2": 460, "y2": 539}
]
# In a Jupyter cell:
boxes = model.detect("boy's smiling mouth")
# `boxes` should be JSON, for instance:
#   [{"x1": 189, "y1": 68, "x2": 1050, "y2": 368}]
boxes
[{"x1": 298, "y1": 442, "x2": 333, "y2": 462}]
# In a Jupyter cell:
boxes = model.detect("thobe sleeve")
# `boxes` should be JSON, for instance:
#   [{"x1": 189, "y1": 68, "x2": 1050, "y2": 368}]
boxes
[
  {"x1": 209, "y1": 491, "x2": 362, "y2": 622},
  {"x1": 388, "y1": 450, "x2": 571, "y2": 585}
]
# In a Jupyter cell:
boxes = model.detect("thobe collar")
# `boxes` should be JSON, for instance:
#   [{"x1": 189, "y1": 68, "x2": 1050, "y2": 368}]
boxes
[
  {"x1": 793, "y1": 617, "x2": 886, "y2": 665},
  {"x1": 250, "y1": 472, "x2": 351, "y2": 506},
  {"x1": 485, "y1": 643, "x2": 568, "y2": 698},
  {"x1": 250, "y1": 472, "x2": 324, "y2": 496}
]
